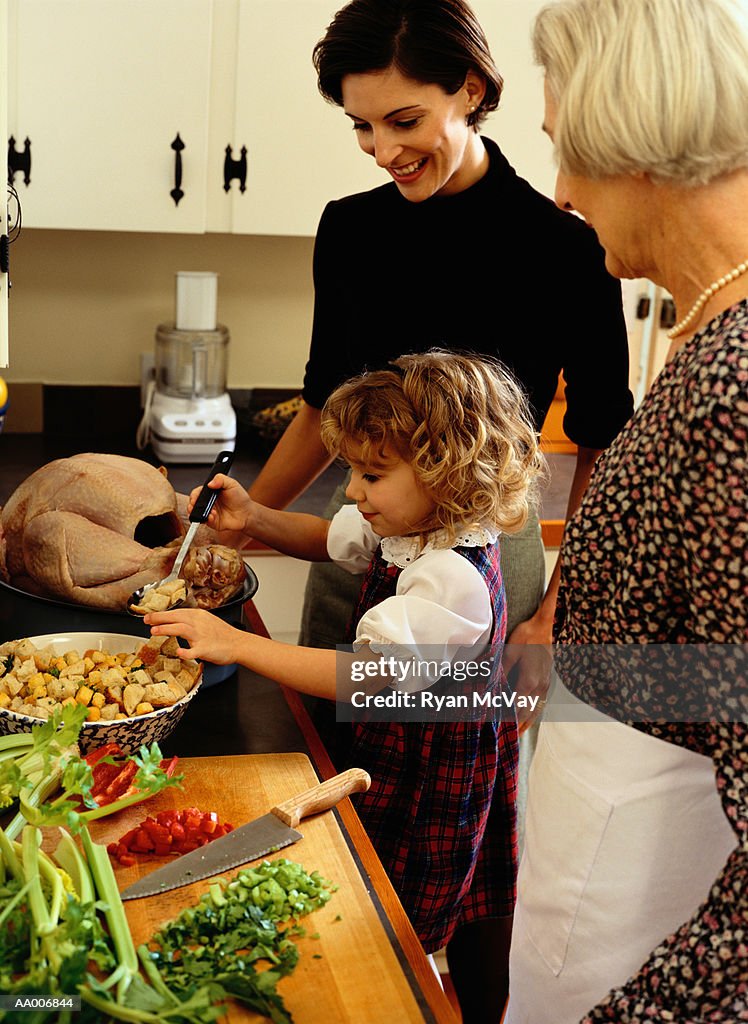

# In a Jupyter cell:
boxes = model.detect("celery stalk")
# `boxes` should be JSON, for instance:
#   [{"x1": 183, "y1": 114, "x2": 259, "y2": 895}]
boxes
[
  {"x1": 22, "y1": 827, "x2": 52, "y2": 933},
  {"x1": 0, "y1": 732, "x2": 36, "y2": 752},
  {"x1": 4, "y1": 768, "x2": 48, "y2": 840},
  {"x1": 0, "y1": 824, "x2": 23, "y2": 879},
  {"x1": 54, "y1": 827, "x2": 94, "y2": 903},
  {"x1": 0, "y1": 743, "x2": 34, "y2": 764},
  {"x1": 81, "y1": 825, "x2": 140, "y2": 1002},
  {"x1": 36, "y1": 843, "x2": 66, "y2": 927}
]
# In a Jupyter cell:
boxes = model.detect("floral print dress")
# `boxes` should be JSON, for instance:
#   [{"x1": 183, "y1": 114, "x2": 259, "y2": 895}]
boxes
[{"x1": 553, "y1": 300, "x2": 748, "y2": 1022}]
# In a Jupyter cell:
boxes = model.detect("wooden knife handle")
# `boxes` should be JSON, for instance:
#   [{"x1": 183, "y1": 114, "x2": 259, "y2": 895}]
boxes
[{"x1": 272, "y1": 768, "x2": 371, "y2": 828}]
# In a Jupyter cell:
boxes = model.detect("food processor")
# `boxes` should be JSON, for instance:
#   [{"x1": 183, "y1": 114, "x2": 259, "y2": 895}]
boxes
[{"x1": 138, "y1": 272, "x2": 237, "y2": 464}]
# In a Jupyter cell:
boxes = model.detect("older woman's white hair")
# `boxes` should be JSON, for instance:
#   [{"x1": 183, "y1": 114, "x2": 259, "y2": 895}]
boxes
[{"x1": 533, "y1": 0, "x2": 748, "y2": 186}]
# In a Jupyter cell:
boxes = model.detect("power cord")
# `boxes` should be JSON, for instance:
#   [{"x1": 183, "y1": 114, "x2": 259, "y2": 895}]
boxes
[{"x1": 136, "y1": 378, "x2": 155, "y2": 450}]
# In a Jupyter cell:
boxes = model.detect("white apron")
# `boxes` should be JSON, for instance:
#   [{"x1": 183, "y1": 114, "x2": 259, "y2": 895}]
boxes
[{"x1": 506, "y1": 676, "x2": 737, "y2": 1024}]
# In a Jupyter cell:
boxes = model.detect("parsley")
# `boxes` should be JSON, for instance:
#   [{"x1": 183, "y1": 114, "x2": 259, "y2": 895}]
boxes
[{"x1": 143, "y1": 859, "x2": 336, "y2": 1024}]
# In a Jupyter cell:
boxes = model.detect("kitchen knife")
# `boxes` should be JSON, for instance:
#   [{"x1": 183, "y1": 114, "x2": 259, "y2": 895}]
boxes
[{"x1": 119, "y1": 767, "x2": 371, "y2": 900}]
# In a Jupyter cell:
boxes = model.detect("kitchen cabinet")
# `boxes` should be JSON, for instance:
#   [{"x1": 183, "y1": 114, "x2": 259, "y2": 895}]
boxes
[
  {"x1": 7, "y1": 0, "x2": 213, "y2": 233},
  {"x1": 226, "y1": 0, "x2": 382, "y2": 236},
  {"x1": 0, "y1": 1, "x2": 8, "y2": 367},
  {"x1": 6, "y1": 0, "x2": 381, "y2": 236},
  {"x1": 220, "y1": 0, "x2": 555, "y2": 233},
  {"x1": 6, "y1": 0, "x2": 553, "y2": 237},
  {"x1": 224, "y1": 0, "x2": 556, "y2": 233}
]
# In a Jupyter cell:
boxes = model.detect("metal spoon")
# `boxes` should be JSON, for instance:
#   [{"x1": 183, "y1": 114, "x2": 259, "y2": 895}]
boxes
[{"x1": 127, "y1": 449, "x2": 235, "y2": 615}]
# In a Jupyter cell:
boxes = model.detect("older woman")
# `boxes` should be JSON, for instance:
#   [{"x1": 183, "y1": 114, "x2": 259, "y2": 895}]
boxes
[{"x1": 507, "y1": 0, "x2": 748, "y2": 1022}]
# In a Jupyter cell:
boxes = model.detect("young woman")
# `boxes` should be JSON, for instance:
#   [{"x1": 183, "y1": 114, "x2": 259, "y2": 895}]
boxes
[{"x1": 246, "y1": 0, "x2": 633, "y2": 671}]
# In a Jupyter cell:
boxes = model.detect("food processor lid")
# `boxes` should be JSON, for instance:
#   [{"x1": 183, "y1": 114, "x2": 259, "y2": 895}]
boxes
[{"x1": 175, "y1": 270, "x2": 218, "y2": 331}]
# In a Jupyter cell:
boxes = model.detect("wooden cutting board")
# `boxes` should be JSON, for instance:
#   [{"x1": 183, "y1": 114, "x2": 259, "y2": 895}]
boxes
[{"x1": 88, "y1": 753, "x2": 434, "y2": 1024}]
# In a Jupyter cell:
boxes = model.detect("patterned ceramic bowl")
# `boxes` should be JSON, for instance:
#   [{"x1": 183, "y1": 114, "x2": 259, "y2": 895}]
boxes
[
  {"x1": 0, "y1": 563, "x2": 258, "y2": 689},
  {"x1": 0, "y1": 632, "x2": 203, "y2": 755}
]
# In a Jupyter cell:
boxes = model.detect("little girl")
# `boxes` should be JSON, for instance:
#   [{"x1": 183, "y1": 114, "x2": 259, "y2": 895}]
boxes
[{"x1": 146, "y1": 350, "x2": 543, "y2": 1001}]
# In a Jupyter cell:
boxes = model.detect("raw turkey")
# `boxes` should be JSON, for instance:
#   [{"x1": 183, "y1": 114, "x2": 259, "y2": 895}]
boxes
[{"x1": 0, "y1": 453, "x2": 246, "y2": 610}]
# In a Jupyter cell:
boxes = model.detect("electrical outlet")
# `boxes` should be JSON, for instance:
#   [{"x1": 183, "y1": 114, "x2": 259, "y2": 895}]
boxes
[{"x1": 139, "y1": 351, "x2": 155, "y2": 407}]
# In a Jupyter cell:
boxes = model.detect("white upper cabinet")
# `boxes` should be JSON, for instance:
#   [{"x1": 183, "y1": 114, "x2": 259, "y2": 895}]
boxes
[
  {"x1": 8, "y1": 0, "x2": 213, "y2": 232},
  {"x1": 226, "y1": 0, "x2": 382, "y2": 236},
  {"x1": 6, "y1": 0, "x2": 554, "y2": 237},
  {"x1": 7, "y1": 0, "x2": 381, "y2": 236},
  {"x1": 1, "y1": 1, "x2": 8, "y2": 367}
]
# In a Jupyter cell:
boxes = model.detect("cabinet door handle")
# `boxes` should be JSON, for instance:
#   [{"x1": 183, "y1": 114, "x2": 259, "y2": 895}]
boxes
[
  {"x1": 170, "y1": 133, "x2": 185, "y2": 206},
  {"x1": 8, "y1": 136, "x2": 32, "y2": 186},
  {"x1": 223, "y1": 144, "x2": 247, "y2": 193}
]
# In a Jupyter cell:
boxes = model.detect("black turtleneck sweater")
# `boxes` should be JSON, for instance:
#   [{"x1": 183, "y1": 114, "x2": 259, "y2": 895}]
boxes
[{"x1": 302, "y1": 137, "x2": 633, "y2": 448}]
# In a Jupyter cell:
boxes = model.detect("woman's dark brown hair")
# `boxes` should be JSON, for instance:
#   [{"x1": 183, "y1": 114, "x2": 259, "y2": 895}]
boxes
[{"x1": 313, "y1": 0, "x2": 503, "y2": 128}]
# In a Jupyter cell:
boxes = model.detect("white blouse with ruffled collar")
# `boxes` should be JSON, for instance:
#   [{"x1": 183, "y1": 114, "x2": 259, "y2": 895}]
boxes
[{"x1": 326, "y1": 504, "x2": 500, "y2": 665}]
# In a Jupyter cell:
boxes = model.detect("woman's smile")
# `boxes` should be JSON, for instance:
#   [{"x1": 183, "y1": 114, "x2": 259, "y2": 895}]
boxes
[{"x1": 389, "y1": 157, "x2": 429, "y2": 182}]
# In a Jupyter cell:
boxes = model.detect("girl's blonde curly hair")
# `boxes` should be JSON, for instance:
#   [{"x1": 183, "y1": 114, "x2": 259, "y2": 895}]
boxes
[{"x1": 320, "y1": 349, "x2": 546, "y2": 539}]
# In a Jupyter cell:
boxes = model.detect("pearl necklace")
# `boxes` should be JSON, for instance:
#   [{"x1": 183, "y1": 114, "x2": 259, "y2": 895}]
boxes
[{"x1": 667, "y1": 258, "x2": 748, "y2": 339}]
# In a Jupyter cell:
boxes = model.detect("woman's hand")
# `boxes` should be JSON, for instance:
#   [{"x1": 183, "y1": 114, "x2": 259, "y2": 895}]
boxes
[
  {"x1": 145, "y1": 609, "x2": 242, "y2": 664},
  {"x1": 187, "y1": 474, "x2": 255, "y2": 538},
  {"x1": 502, "y1": 614, "x2": 553, "y2": 733}
]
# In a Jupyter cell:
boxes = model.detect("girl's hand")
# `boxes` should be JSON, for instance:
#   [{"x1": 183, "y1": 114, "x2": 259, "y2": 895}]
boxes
[
  {"x1": 145, "y1": 609, "x2": 242, "y2": 664},
  {"x1": 186, "y1": 474, "x2": 255, "y2": 536}
]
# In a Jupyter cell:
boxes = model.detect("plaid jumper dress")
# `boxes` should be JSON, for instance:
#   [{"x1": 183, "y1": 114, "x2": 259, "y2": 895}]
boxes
[{"x1": 344, "y1": 540, "x2": 519, "y2": 953}]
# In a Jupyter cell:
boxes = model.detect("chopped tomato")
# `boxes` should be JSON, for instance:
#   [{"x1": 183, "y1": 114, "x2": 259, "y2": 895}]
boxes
[
  {"x1": 108, "y1": 807, "x2": 235, "y2": 866},
  {"x1": 141, "y1": 819, "x2": 172, "y2": 845}
]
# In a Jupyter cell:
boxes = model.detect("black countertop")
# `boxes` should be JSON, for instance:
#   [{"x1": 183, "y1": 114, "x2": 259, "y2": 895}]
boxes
[{"x1": 159, "y1": 666, "x2": 310, "y2": 759}]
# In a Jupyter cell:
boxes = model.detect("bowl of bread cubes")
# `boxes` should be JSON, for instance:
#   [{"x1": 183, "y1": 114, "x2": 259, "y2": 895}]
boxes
[{"x1": 0, "y1": 632, "x2": 202, "y2": 754}]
